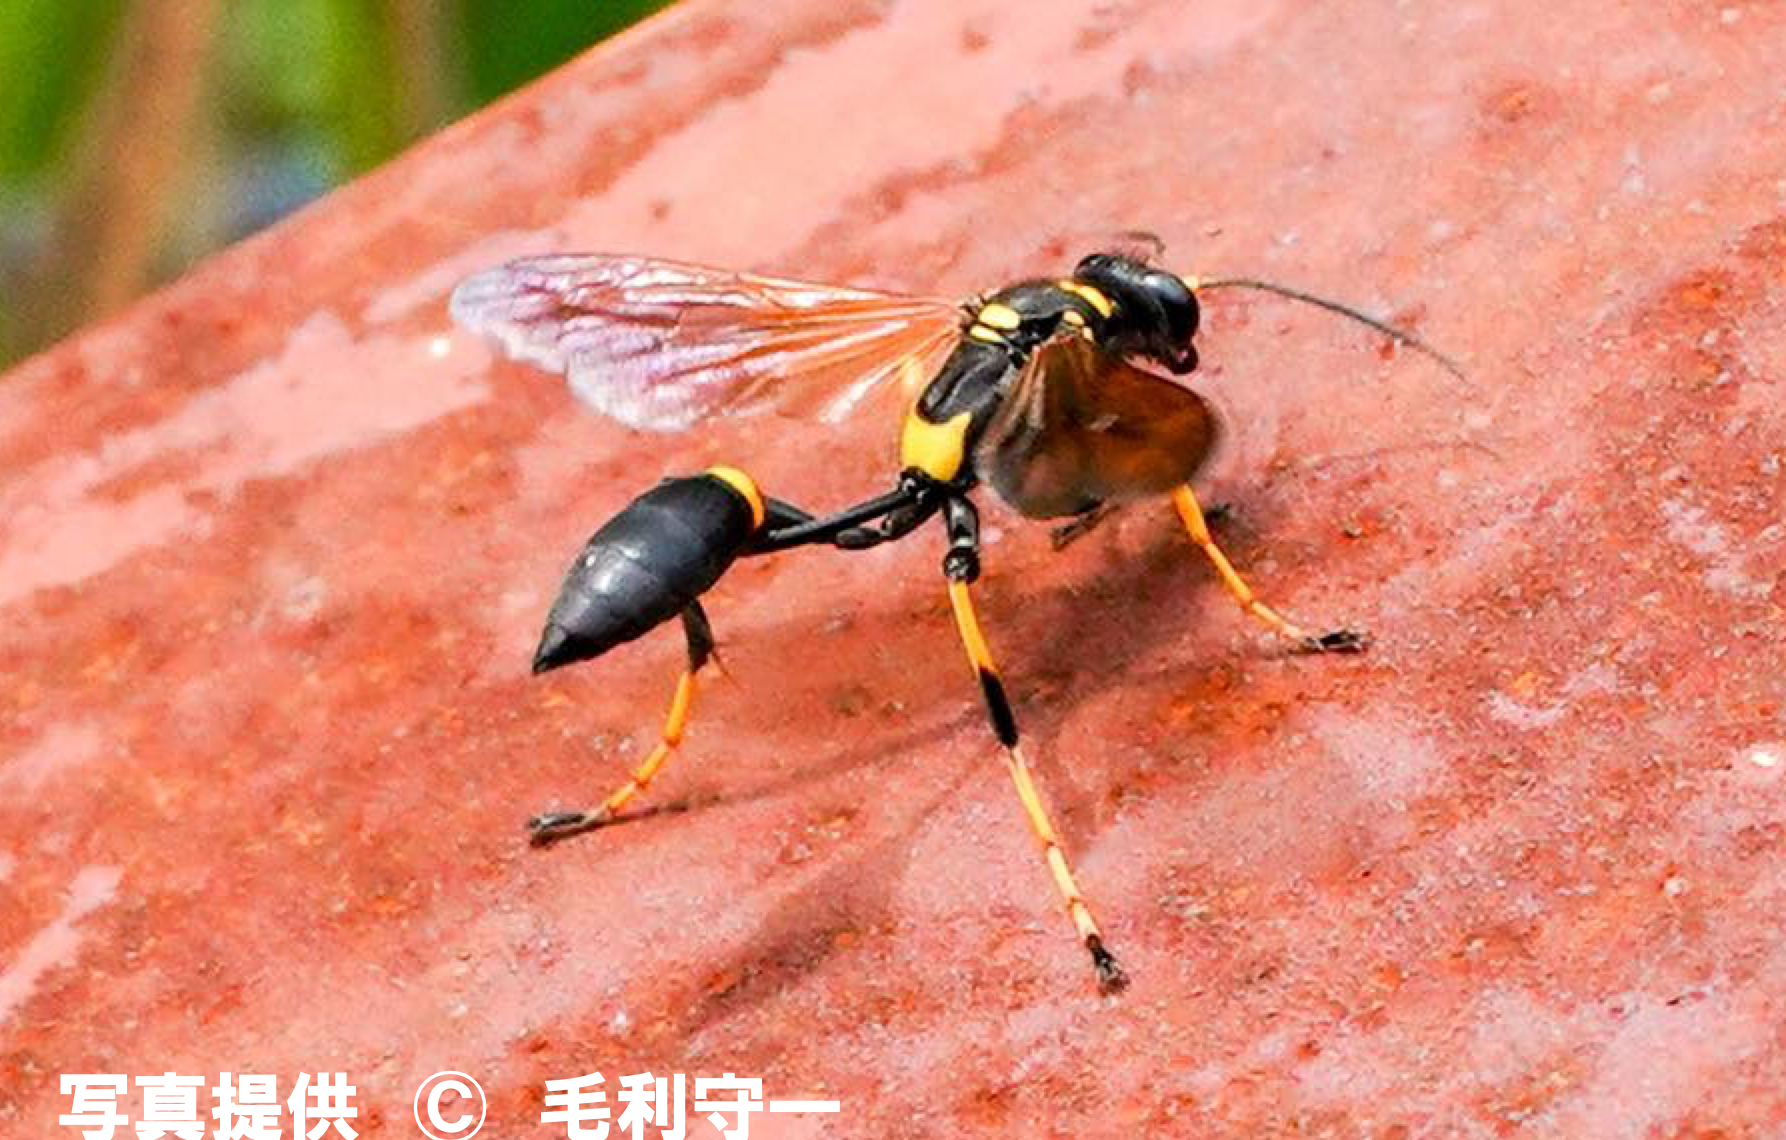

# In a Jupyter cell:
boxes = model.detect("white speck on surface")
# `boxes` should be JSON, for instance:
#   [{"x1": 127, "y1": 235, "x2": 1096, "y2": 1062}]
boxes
[
  {"x1": 1746, "y1": 745, "x2": 1780, "y2": 770},
  {"x1": 1620, "y1": 145, "x2": 1646, "y2": 195},
  {"x1": 1660, "y1": 497, "x2": 1771, "y2": 598},
  {"x1": 1, "y1": 722, "x2": 106, "y2": 793},
  {"x1": 282, "y1": 575, "x2": 328, "y2": 622},
  {"x1": 1309, "y1": 707, "x2": 1446, "y2": 802},
  {"x1": 429, "y1": 335, "x2": 454, "y2": 359},
  {"x1": 1487, "y1": 692, "x2": 1566, "y2": 729},
  {"x1": 0, "y1": 313, "x2": 493, "y2": 607},
  {"x1": 0, "y1": 865, "x2": 124, "y2": 1026},
  {"x1": 1553, "y1": 988, "x2": 1768, "y2": 1139},
  {"x1": 1564, "y1": 662, "x2": 1620, "y2": 698}
]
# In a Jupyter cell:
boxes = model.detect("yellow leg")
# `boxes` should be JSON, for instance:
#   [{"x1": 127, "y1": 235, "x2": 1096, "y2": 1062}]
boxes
[
  {"x1": 1169, "y1": 485, "x2": 1366, "y2": 653},
  {"x1": 598, "y1": 670, "x2": 697, "y2": 817},
  {"x1": 530, "y1": 607, "x2": 713, "y2": 845},
  {"x1": 947, "y1": 580, "x2": 1128, "y2": 993}
]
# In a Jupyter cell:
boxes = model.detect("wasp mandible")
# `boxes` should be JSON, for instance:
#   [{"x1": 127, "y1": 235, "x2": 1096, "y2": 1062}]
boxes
[{"x1": 450, "y1": 244, "x2": 1462, "y2": 994}]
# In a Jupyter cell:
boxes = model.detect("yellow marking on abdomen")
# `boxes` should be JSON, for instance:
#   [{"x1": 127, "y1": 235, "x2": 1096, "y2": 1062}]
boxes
[
  {"x1": 706, "y1": 465, "x2": 766, "y2": 529},
  {"x1": 901, "y1": 408, "x2": 973, "y2": 482},
  {"x1": 1058, "y1": 280, "x2": 1115, "y2": 318},
  {"x1": 968, "y1": 324, "x2": 1006, "y2": 344}
]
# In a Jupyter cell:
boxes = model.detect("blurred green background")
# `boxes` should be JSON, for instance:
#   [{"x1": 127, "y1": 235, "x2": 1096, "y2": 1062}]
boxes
[{"x1": 0, "y1": 0, "x2": 675, "y2": 368}]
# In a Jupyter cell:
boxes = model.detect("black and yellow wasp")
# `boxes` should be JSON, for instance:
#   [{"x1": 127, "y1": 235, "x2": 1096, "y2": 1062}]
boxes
[{"x1": 450, "y1": 245, "x2": 1460, "y2": 993}]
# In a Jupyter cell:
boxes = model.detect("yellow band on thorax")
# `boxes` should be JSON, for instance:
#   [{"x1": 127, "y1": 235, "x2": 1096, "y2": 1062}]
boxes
[
  {"x1": 976, "y1": 302, "x2": 1022, "y2": 330},
  {"x1": 1057, "y1": 280, "x2": 1115, "y2": 318},
  {"x1": 705, "y1": 465, "x2": 766, "y2": 529},
  {"x1": 900, "y1": 408, "x2": 973, "y2": 483}
]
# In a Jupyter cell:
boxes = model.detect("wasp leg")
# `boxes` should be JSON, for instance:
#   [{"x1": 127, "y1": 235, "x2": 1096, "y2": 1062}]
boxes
[
  {"x1": 1049, "y1": 502, "x2": 1117, "y2": 550},
  {"x1": 529, "y1": 602, "x2": 716, "y2": 845},
  {"x1": 748, "y1": 480, "x2": 934, "y2": 554},
  {"x1": 1169, "y1": 485, "x2": 1366, "y2": 653},
  {"x1": 941, "y1": 496, "x2": 1128, "y2": 994},
  {"x1": 1053, "y1": 501, "x2": 1233, "y2": 551}
]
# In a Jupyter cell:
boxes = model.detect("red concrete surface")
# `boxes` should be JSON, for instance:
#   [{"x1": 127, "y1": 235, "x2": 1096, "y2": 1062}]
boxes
[{"x1": 4, "y1": 1, "x2": 1785, "y2": 1136}]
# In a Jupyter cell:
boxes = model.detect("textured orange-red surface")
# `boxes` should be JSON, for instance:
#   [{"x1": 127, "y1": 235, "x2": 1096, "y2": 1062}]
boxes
[{"x1": 5, "y1": 2, "x2": 1786, "y2": 1136}]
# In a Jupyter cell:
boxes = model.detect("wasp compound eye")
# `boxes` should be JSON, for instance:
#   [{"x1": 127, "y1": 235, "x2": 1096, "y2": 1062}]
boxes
[{"x1": 1143, "y1": 271, "x2": 1199, "y2": 339}]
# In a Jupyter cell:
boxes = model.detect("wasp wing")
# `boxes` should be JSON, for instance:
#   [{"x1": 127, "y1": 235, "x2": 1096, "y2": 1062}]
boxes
[
  {"x1": 449, "y1": 254, "x2": 962, "y2": 432},
  {"x1": 978, "y1": 336, "x2": 1223, "y2": 519}
]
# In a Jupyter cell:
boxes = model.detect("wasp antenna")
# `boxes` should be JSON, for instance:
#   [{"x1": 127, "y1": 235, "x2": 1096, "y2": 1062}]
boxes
[{"x1": 1195, "y1": 276, "x2": 1469, "y2": 386}]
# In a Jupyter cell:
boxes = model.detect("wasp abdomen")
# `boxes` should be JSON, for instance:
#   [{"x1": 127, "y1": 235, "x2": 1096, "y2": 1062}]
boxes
[{"x1": 532, "y1": 471, "x2": 762, "y2": 673}]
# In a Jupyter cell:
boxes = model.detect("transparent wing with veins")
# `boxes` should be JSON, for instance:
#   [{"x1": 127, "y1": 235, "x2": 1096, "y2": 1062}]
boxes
[{"x1": 450, "y1": 254, "x2": 964, "y2": 432}]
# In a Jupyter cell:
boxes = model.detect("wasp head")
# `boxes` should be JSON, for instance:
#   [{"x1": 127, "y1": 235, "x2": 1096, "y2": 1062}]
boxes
[{"x1": 1072, "y1": 252, "x2": 1201, "y2": 374}]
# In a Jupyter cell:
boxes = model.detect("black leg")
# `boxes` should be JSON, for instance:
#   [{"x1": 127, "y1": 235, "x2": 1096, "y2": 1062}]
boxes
[
  {"x1": 1049, "y1": 502, "x2": 1116, "y2": 550},
  {"x1": 1050, "y1": 501, "x2": 1233, "y2": 551}
]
